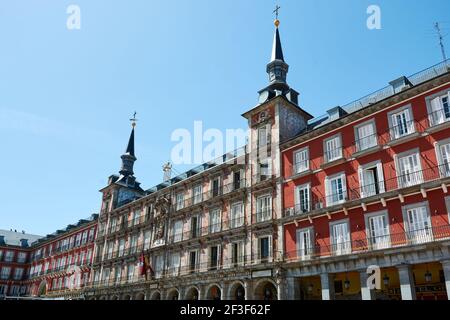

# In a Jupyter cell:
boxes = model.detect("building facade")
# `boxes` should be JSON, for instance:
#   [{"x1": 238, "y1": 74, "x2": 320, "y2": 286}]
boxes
[
  {"x1": 26, "y1": 215, "x2": 98, "y2": 299},
  {"x1": 3, "y1": 18, "x2": 450, "y2": 301},
  {"x1": 0, "y1": 230, "x2": 41, "y2": 297},
  {"x1": 281, "y1": 63, "x2": 450, "y2": 300}
]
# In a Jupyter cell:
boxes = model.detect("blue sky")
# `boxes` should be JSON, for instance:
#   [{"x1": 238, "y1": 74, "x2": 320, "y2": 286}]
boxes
[{"x1": 0, "y1": 0, "x2": 449, "y2": 235}]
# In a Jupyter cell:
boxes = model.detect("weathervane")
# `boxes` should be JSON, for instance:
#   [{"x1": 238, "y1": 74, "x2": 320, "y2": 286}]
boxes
[
  {"x1": 273, "y1": 5, "x2": 281, "y2": 27},
  {"x1": 130, "y1": 111, "x2": 138, "y2": 128}
]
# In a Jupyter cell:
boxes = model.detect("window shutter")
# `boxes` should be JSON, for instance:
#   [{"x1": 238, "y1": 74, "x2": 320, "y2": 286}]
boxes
[
  {"x1": 324, "y1": 176, "x2": 330, "y2": 207},
  {"x1": 358, "y1": 167, "x2": 365, "y2": 198},
  {"x1": 341, "y1": 174, "x2": 347, "y2": 200},
  {"x1": 376, "y1": 162, "x2": 386, "y2": 193},
  {"x1": 217, "y1": 245, "x2": 222, "y2": 268},
  {"x1": 430, "y1": 97, "x2": 442, "y2": 125},
  {"x1": 254, "y1": 238, "x2": 259, "y2": 264},
  {"x1": 268, "y1": 236, "x2": 273, "y2": 262}
]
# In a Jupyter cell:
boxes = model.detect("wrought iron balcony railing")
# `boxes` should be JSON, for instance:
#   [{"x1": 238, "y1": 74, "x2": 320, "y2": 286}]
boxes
[
  {"x1": 284, "y1": 163, "x2": 450, "y2": 218},
  {"x1": 284, "y1": 224, "x2": 450, "y2": 262}
]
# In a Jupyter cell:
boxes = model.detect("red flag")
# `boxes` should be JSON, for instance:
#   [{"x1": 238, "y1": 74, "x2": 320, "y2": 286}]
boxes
[{"x1": 139, "y1": 253, "x2": 146, "y2": 276}]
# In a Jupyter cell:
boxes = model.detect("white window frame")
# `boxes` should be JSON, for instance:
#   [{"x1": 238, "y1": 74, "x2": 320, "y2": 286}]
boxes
[
  {"x1": 394, "y1": 149, "x2": 423, "y2": 188},
  {"x1": 257, "y1": 235, "x2": 273, "y2": 263},
  {"x1": 230, "y1": 241, "x2": 245, "y2": 267},
  {"x1": 388, "y1": 104, "x2": 415, "y2": 140},
  {"x1": 209, "y1": 208, "x2": 221, "y2": 233},
  {"x1": 329, "y1": 219, "x2": 351, "y2": 256},
  {"x1": 358, "y1": 160, "x2": 385, "y2": 198},
  {"x1": 230, "y1": 202, "x2": 244, "y2": 228},
  {"x1": 192, "y1": 184, "x2": 203, "y2": 205},
  {"x1": 293, "y1": 147, "x2": 309, "y2": 174},
  {"x1": 256, "y1": 194, "x2": 272, "y2": 222},
  {"x1": 354, "y1": 119, "x2": 377, "y2": 152},
  {"x1": 401, "y1": 202, "x2": 433, "y2": 244},
  {"x1": 172, "y1": 220, "x2": 183, "y2": 243},
  {"x1": 435, "y1": 138, "x2": 450, "y2": 178},
  {"x1": 324, "y1": 134, "x2": 343, "y2": 163},
  {"x1": 325, "y1": 172, "x2": 347, "y2": 206},
  {"x1": 426, "y1": 89, "x2": 450, "y2": 127},
  {"x1": 294, "y1": 183, "x2": 311, "y2": 214},
  {"x1": 364, "y1": 210, "x2": 390, "y2": 250},
  {"x1": 296, "y1": 227, "x2": 314, "y2": 260},
  {"x1": 176, "y1": 192, "x2": 184, "y2": 210}
]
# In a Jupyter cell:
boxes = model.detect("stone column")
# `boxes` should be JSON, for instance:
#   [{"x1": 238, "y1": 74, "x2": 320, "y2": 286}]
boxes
[
  {"x1": 441, "y1": 260, "x2": 450, "y2": 300},
  {"x1": 221, "y1": 282, "x2": 230, "y2": 300},
  {"x1": 359, "y1": 269, "x2": 375, "y2": 300},
  {"x1": 320, "y1": 273, "x2": 335, "y2": 300},
  {"x1": 276, "y1": 277, "x2": 285, "y2": 300},
  {"x1": 397, "y1": 264, "x2": 416, "y2": 300},
  {"x1": 285, "y1": 277, "x2": 299, "y2": 300},
  {"x1": 244, "y1": 279, "x2": 253, "y2": 300}
]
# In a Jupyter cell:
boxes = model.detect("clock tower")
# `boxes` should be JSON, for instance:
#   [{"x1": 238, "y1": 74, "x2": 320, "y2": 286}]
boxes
[{"x1": 99, "y1": 117, "x2": 144, "y2": 215}]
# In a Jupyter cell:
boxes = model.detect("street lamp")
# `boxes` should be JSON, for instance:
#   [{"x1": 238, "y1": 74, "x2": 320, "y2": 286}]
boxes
[
  {"x1": 425, "y1": 270, "x2": 432, "y2": 283},
  {"x1": 344, "y1": 277, "x2": 351, "y2": 290},
  {"x1": 383, "y1": 274, "x2": 390, "y2": 287}
]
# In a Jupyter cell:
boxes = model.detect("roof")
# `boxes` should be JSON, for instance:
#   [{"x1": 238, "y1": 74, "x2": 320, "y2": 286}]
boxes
[
  {"x1": 271, "y1": 27, "x2": 284, "y2": 62},
  {"x1": 31, "y1": 214, "x2": 98, "y2": 246},
  {"x1": 0, "y1": 229, "x2": 43, "y2": 248}
]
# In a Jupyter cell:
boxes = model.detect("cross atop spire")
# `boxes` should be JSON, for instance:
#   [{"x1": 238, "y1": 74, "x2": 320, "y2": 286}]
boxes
[
  {"x1": 130, "y1": 111, "x2": 138, "y2": 128},
  {"x1": 273, "y1": 5, "x2": 281, "y2": 20}
]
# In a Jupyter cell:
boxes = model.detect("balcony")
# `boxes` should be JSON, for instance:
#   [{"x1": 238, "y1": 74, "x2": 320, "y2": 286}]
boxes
[
  {"x1": 386, "y1": 119, "x2": 421, "y2": 146},
  {"x1": 284, "y1": 163, "x2": 450, "y2": 219},
  {"x1": 320, "y1": 146, "x2": 350, "y2": 170},
  {"x1": 352, "y1": 133, "x2": 384, "y2": 158},
  {"x1": 173, "y1": 179, "x2": 248, "y2": 213},
  {"x1": 427, "y1": 108, "x2": 450, "y2": 133},
  {"x1": 168, "y1": 217, "x2": 245, "y2": 244},
  {"x1": 85, "y1": 253, "x2": 283, "y2": 289},
  {"x1": 284, "y1": 224, "x2": 450, "y2": 263},
  {"x1": 254, "y1": 209, "x2": 272, "y2": 224}
]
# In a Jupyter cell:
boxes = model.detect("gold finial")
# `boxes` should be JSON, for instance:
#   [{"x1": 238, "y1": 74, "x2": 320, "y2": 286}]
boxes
[
  {"x1": 273, "y1": 5, "x2": 281, "y2": 27},
  {"x1": 130, "y1": 111, "x2": 138, "y2": 128}
]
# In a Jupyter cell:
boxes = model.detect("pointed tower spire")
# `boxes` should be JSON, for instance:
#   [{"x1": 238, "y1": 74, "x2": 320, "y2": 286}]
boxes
[
  {"x1": 266, "y1": 17, "x2": 289, "y2": 88},
  {"x1": 271, "y1": 27, "x2": 285, "y2": 62},
  {"x1": 119, "y1": 113, "x2": 138, "y2": 177},
  {"x1": 258, "y1": 9, "x2": 299, "y2": 105}
]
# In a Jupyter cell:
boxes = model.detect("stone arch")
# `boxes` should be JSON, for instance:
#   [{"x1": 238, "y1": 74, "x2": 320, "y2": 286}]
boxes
[
  {"x1": 110, "y1": 295, "x2": 119, "y2": 300},
  {"x1": 253, "y1": 279, "x2": 277, "y2": 300},
  {"x1": 205, "y1": 284, "x2": 222, "y2": 300},
  {"x1": 228, "y1": 281, "x2": 246, "y2": 300},
  {"x1": 122, "y1": 294, "x2": 132, "y2": 300},
  {"x1": 99, "y1": 295, "x2": 107, "y2": 300},
  {"x1": 135, "y1": 292, "x2": 145, "y2": 300},
  {"x1": 185, "y1": 286, "x2": 200, "y2": 300},
  {"x1": 150, "y1": 290, "x2": 161, "y2": 300},
  {"x1": 166, "y1": 288, "x2": 180, "y2": 300},
  {"x1": 37, "y1": 280, "x2": 47, "y2": 297}
]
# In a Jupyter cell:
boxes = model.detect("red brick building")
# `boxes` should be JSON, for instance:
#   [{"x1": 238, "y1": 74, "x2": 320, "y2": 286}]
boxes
[
  {"x1": 281, "y1": 63, "x2": 450, "y2": 300},
  {"x1": 0, "y1": 230, "x2": 41, "y2": 297},
  {"x1": 25, "y1": 214, "x2": 98, "y2": 299}
]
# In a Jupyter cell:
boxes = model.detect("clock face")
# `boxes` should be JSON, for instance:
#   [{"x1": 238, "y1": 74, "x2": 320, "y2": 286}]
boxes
[{"x1": 117, "y1": 188, "x2": 134, "y2": 203}]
